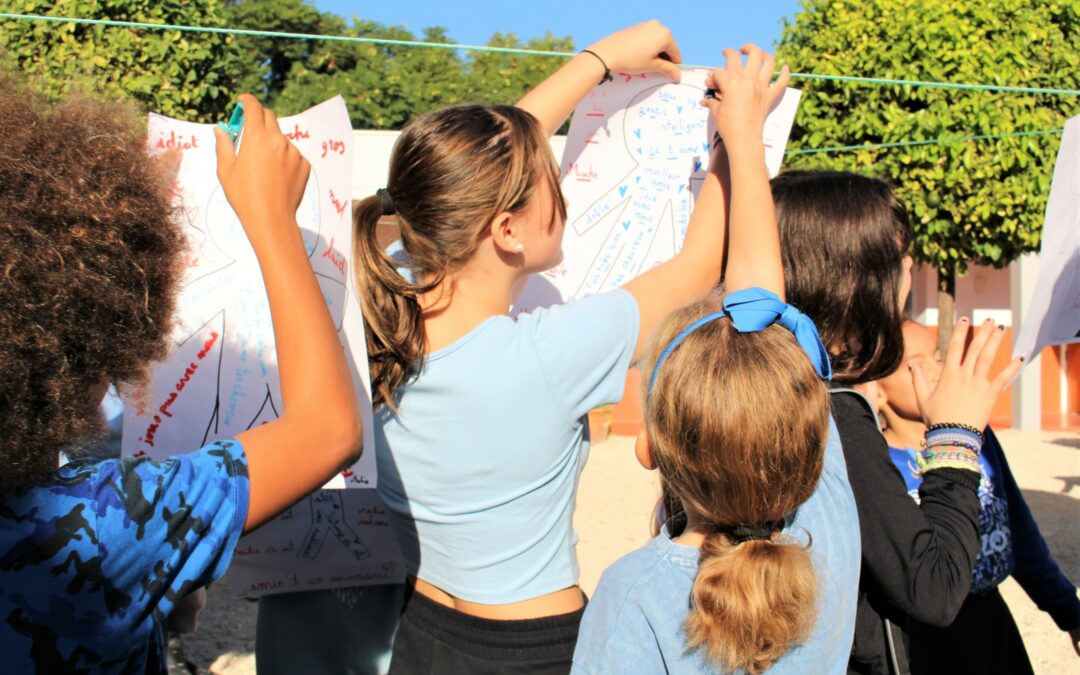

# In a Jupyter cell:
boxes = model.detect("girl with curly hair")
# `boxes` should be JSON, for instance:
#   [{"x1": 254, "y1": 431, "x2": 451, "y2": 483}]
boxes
[{"x1": 0, "y1": 77, "x2": 362, "y2": 673}]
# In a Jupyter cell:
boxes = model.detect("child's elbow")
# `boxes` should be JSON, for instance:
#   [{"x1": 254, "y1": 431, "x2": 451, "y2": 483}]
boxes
[{"x1": 332, "y1": 413, "x2": 364, "y2": 467}]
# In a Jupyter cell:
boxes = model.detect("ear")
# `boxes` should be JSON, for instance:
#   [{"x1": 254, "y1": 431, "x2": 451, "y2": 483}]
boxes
[
  {"x1": 874, "y1": 382, "x2": 888, "y2": 409},
  {"x1": 634, "y1": 428, "x2": 657, "y2": 470},
  {"x1": 488, "y1": 210, "x2": 520, "y2": 255}
]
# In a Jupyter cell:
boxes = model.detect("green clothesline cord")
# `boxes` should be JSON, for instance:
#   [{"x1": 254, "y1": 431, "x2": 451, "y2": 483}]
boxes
[
  {"x1": 3, "y1": 12, "x2": 1080, "y2": 97},
  {"x1": 785, "y1": 127, "x2": 1064, "y2": 156}
]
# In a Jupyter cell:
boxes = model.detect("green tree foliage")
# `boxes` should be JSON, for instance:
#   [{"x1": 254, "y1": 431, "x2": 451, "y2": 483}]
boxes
[
  {"x1": 778, "y1": 0, "x2": 1080, "y2": 328},
  {"x1": 225, "y1": 0, "x2": 345, "y2": 105},
  {"x1": 275, "y1": 21, "x2": 469, "y2": 129},
  {"x1": 0, "y1": 0, "x2": 241, "y2": 122},
  {"x1": 273, "y1": 21, "x2": 575, "y2": 129},
  {"x1": 466, "y1": 32, "x2": 575, "y2": 105}
]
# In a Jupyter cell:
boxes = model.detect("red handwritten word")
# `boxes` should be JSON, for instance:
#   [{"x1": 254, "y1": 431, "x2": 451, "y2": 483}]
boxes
[
  {"x1": 132, "y1": 450, "x2": 148, "y2": 458},
  {"x1": 319, "y1": 238, "x2": 345, "y2": 275},
  {"x1": 285, "y1": 124, "x2": 310, "y2": 141},
  {"x1": 155, "y1": 130, "x2": 199, "y2": 150},
  {"x1": 321, "y1": 139, "x2": 346, "y2": 158},
  {"x1": 566, "y1": 163, "x2": 598, "y2": 183},
  {"x1": 543, "y1": 263, "x2": 569, "y2": 279},
  {"x1": 328, "y1": 189, "x2": 348, "y2": 217},
  {"x1": 145, "y1": 331, "x2": 219, "y2": 441}
]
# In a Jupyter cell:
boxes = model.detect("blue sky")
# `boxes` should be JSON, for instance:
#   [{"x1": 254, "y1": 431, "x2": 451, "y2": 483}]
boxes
[{"x1": 311, "y1": 1, "x2": 804, "y2": 68}]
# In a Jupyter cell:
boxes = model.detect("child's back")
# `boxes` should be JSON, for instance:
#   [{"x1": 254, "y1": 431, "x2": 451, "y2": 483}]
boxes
[
  {"x1": 574, "y1": 416, "x2": 859, "y2": 674},
  {"x1": 572, "y1": 292, "x2": 854, "y2": 674},
  {"x1": 0, "y1": 442, "x2": 248, "y2": 671},
  {"x1": 0, "y1": 78, "x2": 362, "y2": 671}
]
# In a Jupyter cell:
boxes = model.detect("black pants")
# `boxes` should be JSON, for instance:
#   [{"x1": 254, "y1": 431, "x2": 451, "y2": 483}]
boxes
[
  {"x1": 388, "y1": 591, "x2": 585, "y2": 674},
  {"x1": 906, "y1": 587, "x2": 1034, "y2": 675}
]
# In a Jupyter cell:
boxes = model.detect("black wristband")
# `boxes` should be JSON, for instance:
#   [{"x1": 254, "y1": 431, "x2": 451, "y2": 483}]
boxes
[
  {"x1": 580, "y1": 49, "x2": 614, "y2": 85},
  {"x1": 925, "y1": 422, "x2": 984, "y2": 441}
]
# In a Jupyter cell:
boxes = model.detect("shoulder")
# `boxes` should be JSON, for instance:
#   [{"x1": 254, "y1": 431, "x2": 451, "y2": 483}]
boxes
[
  {"x1": 578, "y1": 540, "x2": 670, "y2": 640},
  {"x1": 517, "y1": 289, "x2": 638, "y2": 331},
  {"x1": 575, "y1": 538, "x2": 691, "y2": 666}
]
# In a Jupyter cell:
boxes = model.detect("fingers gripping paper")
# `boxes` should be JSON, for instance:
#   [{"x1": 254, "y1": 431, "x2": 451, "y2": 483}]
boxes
[
  {"x1": 123, "y1": 97, "x2": 403, "y2": 595},
  {"x1": 515, "y1": 69, "x2": 800, "y2": 312}
]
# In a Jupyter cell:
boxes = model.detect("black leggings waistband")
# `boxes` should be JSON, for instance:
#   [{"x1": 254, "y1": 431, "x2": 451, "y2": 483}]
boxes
[{"x1": 398, "y1": 590, "x2": 586, "y2": 662}]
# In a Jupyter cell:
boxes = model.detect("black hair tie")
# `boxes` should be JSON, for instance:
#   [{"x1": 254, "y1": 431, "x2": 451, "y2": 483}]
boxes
[
  {"x1": 724, "y1": 523, "x2": 778, "y2": 544},
  {"x1": 376, "y1": 188, "x2": 396, "y2": 216}
]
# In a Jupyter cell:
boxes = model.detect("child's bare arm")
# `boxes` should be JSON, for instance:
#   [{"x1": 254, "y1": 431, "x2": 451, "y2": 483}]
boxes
[
  {"x1": 214, "y1": 95, "x2": 362, "y2": 533},
  {"x1": 707, "y1": 45, "x2": 789, "y2": 298},
  {"x1": 517, "y1": 21, "x2": 682, "y2": 137},
  {"x1": 621, "y1": 45, "x2": 788, "y2": 362}
]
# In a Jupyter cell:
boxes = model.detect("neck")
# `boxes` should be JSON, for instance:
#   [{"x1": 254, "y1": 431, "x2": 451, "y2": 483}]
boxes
[
  {"x1": 671, "y1": 507, "x2": 709, "y2": 548},
  {"x1": 880, "y1": 405, "x2": 926, "y2": 449},
  {"x1": 419, "y1": 250, "x2": 522, "y2": 353}
]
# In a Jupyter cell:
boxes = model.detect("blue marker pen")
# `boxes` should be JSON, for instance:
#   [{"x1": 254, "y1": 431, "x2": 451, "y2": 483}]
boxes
[{"x1": 217, "y1": 103, "x2": 245, "y2": 145}]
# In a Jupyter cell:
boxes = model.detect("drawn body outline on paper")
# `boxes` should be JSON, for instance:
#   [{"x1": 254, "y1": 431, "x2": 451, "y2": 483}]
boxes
[
  {"x1": 515, "y1": 69, "x2": 800, "y2": 312},
  {"x1": 123, "y1": 98, "x2": 402, "y2": 596}
]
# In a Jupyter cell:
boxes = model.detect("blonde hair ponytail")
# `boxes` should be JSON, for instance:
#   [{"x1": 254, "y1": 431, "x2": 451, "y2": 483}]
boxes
[
  {"x1": 687, "y1": 533, "x2": 818, "y2": 674},
  {"x1": 641, "y1": 298, "x2": 830, "y2": 673}
]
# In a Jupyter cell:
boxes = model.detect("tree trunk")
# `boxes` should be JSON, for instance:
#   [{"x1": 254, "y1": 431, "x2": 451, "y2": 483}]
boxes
[{"x1": 936, "y1": 267, "x2": 956, "y2": 356}]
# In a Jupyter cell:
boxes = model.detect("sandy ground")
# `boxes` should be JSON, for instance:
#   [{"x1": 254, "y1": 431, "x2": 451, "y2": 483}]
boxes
[{"x1": 184, "y1": 429, "x2": 1079, "y2": 674}]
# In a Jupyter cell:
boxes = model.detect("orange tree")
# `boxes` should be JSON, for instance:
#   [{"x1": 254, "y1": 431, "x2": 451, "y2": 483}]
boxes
[{"x1": 778, "y1": 0, "x2": 1080, "y2": 347}]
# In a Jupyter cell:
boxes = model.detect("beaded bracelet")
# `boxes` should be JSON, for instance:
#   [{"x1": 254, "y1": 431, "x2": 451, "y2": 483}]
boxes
[
  {"x1": 916, "y1": 444, "x2": 981, "y2": 475},
  {"x1": 926, "y1": 422, "x2": 983, "y2": 441},
  {"x1": 580, "y1": 49, "x2": 614, "y2": 85},
  {"x1": 925, "y1": 436, "x2": 981, "y2": 453},
  {"x1": 925, "y1": 427, "x2": 982, "y2": 447}
]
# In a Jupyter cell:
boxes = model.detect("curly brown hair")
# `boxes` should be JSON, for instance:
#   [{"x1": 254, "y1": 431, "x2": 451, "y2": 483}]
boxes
[{"x1": 0, "y1": 70, "x2": 184, "y2": 492}]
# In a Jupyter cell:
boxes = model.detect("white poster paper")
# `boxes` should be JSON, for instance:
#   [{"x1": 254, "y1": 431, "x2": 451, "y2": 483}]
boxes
[
  {"x1": 124, "y1": 97, "x2": 403, "y2": 595},
  {"x1": 1012, "y1": 114, "x2": 1080, "y2": 363},
  {"x1": 515, "y1": 69, "x2": 800, "y2": 311}
]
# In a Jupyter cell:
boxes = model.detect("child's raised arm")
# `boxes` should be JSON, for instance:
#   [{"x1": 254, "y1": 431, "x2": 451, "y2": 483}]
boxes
[
  {"x1": 705, "y1": 46, "x2": 790, "y2": 298},
  {"x1": 621, "y1": 45, "x2": 789, "y2": 362},
  {"x1": 516, "y1": 21, "x2": 682, "y2": 137},
  {"x1": 214, "y1": 95, "x2": 362, "y2": 532}
]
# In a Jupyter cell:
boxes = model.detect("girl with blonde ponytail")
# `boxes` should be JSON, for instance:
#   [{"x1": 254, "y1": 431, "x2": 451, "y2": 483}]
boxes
[
  {"x1": 350, "y1": 24, "x2": 793, "y2": 674},
  {"x1": 572, "y1": 291, "x2": 861, "y2": 675}
]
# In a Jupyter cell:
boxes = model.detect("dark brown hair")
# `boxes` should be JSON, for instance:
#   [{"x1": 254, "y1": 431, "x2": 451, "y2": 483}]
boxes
[
  {"x1": 643, "y1": 298, "x2": 830, "y2": 673},
  {"x1": 353, "y1": 104, "x2": 565, "y2": 408},
  {"x1": 772, "y1": 170, "x2": 913, "y2": 385},
  {"x1": 0, "y1": 70, "x2": 184, "y2": 492}
]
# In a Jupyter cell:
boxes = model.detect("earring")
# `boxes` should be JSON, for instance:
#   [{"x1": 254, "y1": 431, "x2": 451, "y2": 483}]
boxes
[{"x1": 515, "y1": 243, "x2": 524, "y2": 253}]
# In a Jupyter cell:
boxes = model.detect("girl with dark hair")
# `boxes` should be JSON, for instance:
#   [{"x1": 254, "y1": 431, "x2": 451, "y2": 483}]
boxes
[
  {"x1": 351, "y1": 26, "x2": 790, "y2": 672},
  {"x1": 878, "y1": 320, "x2": 1080, "y2": 674},
  {"x1": 0, "y1": 82, "x2": 363, "y2": 672},
  {"x1": 773, "y1": 170, "x2": 1024, "y2": 674}
]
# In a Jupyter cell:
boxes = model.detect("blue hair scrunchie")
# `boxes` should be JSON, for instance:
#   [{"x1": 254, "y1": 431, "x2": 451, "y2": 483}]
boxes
[{"x1": 646, "y1": 287, "x2": 832, "y2": 400}]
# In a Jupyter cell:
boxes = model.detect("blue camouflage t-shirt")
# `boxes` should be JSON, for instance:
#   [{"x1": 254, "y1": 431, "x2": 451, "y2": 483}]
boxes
[{"x1": 0, "y1": 439, "x2": 249, "y2": 674}]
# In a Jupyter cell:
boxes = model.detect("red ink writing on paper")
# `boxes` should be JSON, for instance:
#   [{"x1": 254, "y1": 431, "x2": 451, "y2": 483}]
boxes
[
  {"x1": 155, "y1": 131, "x2": 199, "y2": 151},
  {"x1": 567, "y1": 163, "x2": 598, "y2": 183},
  {"x1": 319, "y1": 238, "x2": 345, "y2": 275},
  {"x1": 321, "y1": 139, "x2": 345, "y2": 158},
  {"x1": 143, "y1": 331, "x2": 219, "y2": 437},
  {"x1": 329, "y1": 189, "x2": 348, "y2": 217},
  {"x1": 285, "y1": 124, "x2": 310, "y2": 141}
]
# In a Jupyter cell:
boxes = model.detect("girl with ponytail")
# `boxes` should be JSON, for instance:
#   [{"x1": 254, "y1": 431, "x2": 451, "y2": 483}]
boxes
[
  {"x1": 572, "y1": 292, "x2": 860, "y2": 674},
  {"x1": 350, "y1": 23, "x2": 791, "y2": 673}
]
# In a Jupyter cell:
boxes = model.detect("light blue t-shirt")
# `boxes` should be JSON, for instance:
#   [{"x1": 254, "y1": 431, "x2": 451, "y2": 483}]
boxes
[
  {"x1": 572, "y1": 416, "x2": 860, "y2": 674},
  {"x1": 375, "y1": 289, "x2": 639, "y2": 604}
]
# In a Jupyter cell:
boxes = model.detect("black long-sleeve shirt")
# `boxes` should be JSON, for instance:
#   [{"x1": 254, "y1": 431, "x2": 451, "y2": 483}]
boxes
[{"x1": 831, "y1": 391, "x2": 982, "y2": 675}]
